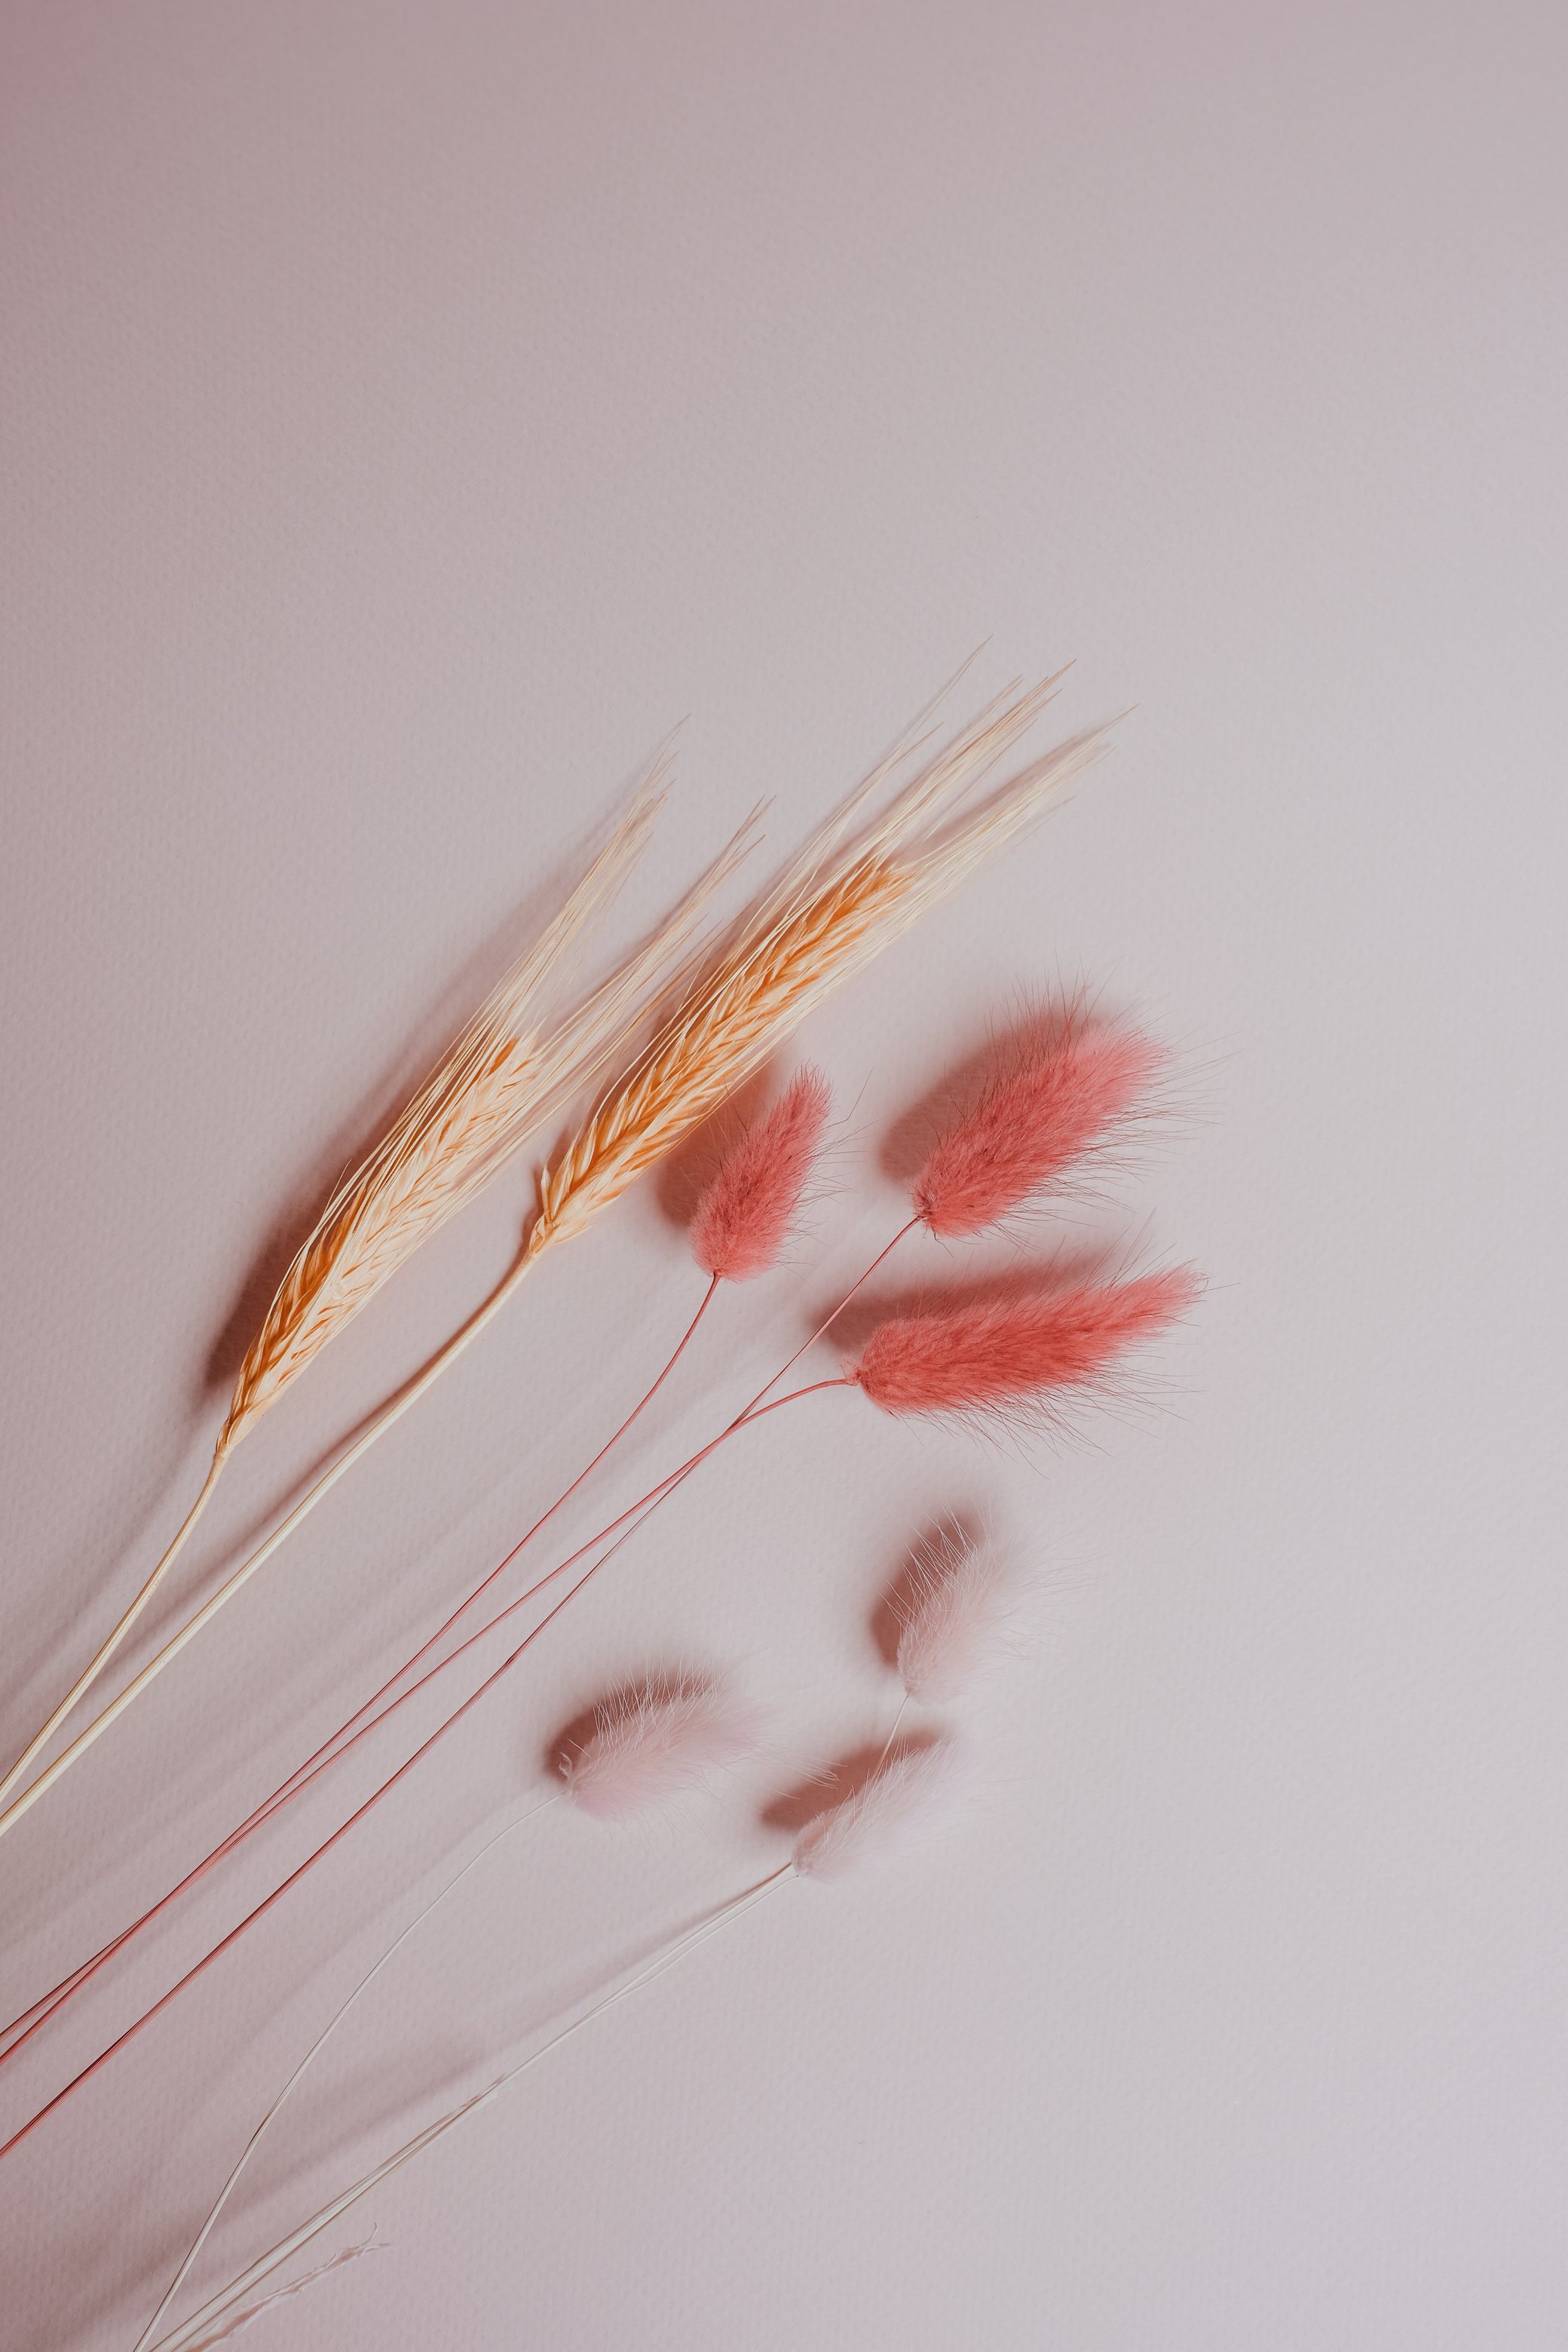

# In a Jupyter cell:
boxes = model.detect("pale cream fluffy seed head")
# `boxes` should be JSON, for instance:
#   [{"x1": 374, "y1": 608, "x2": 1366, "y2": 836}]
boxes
[
  {"x1": 792, "y1": 1738, "x2": 969, "y2": 1881},
  {"x1": 559, "y1": 1676, "x2": 758, "y2": 1819}
]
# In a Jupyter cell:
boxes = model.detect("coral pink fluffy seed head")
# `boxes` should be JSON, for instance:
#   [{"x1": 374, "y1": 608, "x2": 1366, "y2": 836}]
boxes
[
  {"x1": 793, "y1": 1740, "x2": 967, "y2": 1881},
  {"x1": 559, "y1": 1677, "x2": 757, "y2": 1821},
  {"x1": 848, "y1": 1271, "x2": 1199, "y2": 1423},
  {"x1": 914, "y1": 1016, "x2": 1162, "y2": 1238},
  {"x1": 690, "y1": 1066, "x2": 831, "y2": 1282}
]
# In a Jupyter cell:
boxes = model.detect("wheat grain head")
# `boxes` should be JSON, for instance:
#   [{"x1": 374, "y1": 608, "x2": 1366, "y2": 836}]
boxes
[{"x1": 222, "y1": 779, "x2": 750, "y2": 1447}]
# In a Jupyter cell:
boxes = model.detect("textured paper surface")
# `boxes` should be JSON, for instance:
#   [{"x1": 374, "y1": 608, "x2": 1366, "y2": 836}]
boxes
[{"x1": 2, "y1": 4, "x2": 1564, "y2": 2347}]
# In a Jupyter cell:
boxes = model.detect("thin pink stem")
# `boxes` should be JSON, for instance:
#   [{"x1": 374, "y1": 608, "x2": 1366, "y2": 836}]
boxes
[
  {"x1": 0, "y1": 1220, "x2": 911, "y2": 2071},
  {"x1": 0, "y1": 1280, "x2": 721, "y2": 2070},
  {"x1": 0, "y1": 1379, "x2": 850, "y2": 2166},
  {"x1": 274, "y1": 1272, "x2": 721, "y2": 1802},
  {"x1": 745, "y1": 1216, "x2": 919, "y2": 1411}
]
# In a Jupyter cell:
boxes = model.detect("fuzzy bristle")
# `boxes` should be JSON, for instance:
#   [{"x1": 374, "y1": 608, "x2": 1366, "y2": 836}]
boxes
[
  {"x1": 792, "y1": 1741, "x2": 966, "y2": 1881},
  {"x1": 893, "y1": 1529, "x2": 1015, "y2": 1703},
  {"x1": 690, "y1": 1067, "x2": 831, "y2": 1281},
  {"x1": 849, "y1": 1271, "x2": 1199, "y2": 1422},
  {"x1": 914, "y1": 1013, "x2": 1162, "y2": 1239},
  {"x1": 558, "y1": 1677, "x2": 756, "y2": 1821}
]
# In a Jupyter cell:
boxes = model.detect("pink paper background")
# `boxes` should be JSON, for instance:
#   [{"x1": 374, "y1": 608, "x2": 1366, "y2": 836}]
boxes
[{"x1": 3, "y1": 4, "x2": 1564, "y2": 2346}]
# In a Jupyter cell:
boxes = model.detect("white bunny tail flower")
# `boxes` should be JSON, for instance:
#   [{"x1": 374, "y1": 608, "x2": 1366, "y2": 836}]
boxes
[
  {"x1": 558, "y1": 1676, "x2": 757, "y2": 1821},
  {"x1": 893, "y1": 1527, "x2": 1015, "y2": 1704},
  {"x1": 792, "y1": 1740, "x2": 967, "y2": 1882}
]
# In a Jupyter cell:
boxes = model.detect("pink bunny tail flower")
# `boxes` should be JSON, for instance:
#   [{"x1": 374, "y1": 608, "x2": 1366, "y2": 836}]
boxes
[
  {"x1": 913, "y1": 1015, "x2": 1163, "y2": 1238},
  {"x1": 847, "y1": 1270, "x2": 1199, "y2": 1423},
  {"x1": 793, "y1": 1740, "x2": 968, "y2": 1882},
  {"x1": 690, "y1": 1066, "x2": 832, "y2": 1282},
  {"x1": 559, "y1": 1676, "x2": 758, "y2": 1821}
]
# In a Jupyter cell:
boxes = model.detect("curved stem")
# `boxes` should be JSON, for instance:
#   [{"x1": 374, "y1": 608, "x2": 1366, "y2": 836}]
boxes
[
  {"x1": 145, "y1": 1868, "x2": 794, "y2": 2352},
  {"x1": 0, "y1": 1234, "x2": 550, "y2": 1846},
  {"x1": 264, "y1": 1271, "x2": 721, "y2": 1805},
  {"x1": 745, "y1": 1215, "x2": 918, "y2": 1412},
  {"x1": 0, "y1": 1447, "x2": 230, "y2": 1817},
  {"x1": 130, "y1": 1793, "x2": 561, "y2": 2352}
]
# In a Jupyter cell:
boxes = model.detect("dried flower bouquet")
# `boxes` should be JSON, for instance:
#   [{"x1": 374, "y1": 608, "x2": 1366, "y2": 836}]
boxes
[
  {"x1": 3, "y1": 971, "x2": 1187, "y2": 2119},
  {"x1": 0, "y1": 666, "x2": 1202, "y2": 2352}
]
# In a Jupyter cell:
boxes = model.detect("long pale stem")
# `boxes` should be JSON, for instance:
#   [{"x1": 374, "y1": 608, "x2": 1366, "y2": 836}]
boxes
[
  {"x1": 145, "y1": 1868, "x2": 795, "y2": 2352},
  {"x1": 0, "y1": 1232, "x2": 551, "y2": 1845},
  {"x1": 0, "y1": 1448, "x2": 230, "y2": 1816},
  {"x1": 130, "y1": 1792, "x2": 561, "y2": 2352}
]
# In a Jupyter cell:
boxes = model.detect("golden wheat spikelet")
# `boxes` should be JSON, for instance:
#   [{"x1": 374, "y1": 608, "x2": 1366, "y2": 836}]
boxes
[
  {"x1": 219, "y1": 772, "x2": 756, "y2": 1447},
  {"x1": 219, "y1": 789, "x2": 662, "y2": 1445}
]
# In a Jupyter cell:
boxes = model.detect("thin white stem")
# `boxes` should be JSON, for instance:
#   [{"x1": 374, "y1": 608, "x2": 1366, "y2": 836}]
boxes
[
  {"x1": 874, "y1": 1692, "x2": 911, "y2": 1775},
  {"x1": 130, "y1": 1792, "x2": 561, "y2": 2352},
  {"x1": 0, "y1": 1449, "x2": 229, "y2": 1815},
  {"x1": 145, "y1": 1866, "x2": 795, "y2": 2352},
  {"x1": 166, "y1": 2233, "x2": 385, "y2": 2352},
  {"x1": 0, "y1": 1238, "x2": 546, "y2": 1845}
]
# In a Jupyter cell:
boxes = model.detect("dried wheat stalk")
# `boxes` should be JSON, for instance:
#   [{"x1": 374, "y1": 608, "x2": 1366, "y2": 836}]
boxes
[
  {"x1": 0, "y1": 782, "x2": 743, "y2": 1830},
  {"x1": 219, "y1": 790, "x2": 669, "y2": 1448}
]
